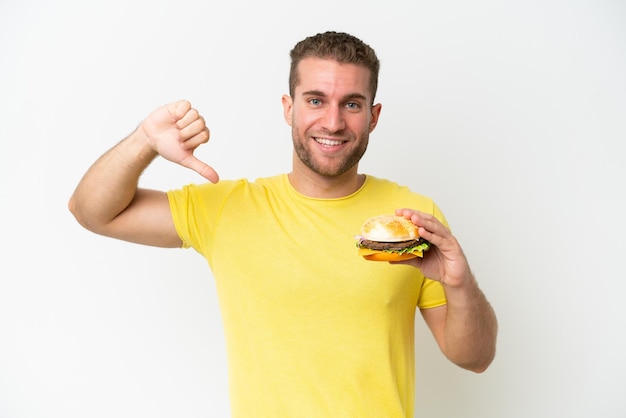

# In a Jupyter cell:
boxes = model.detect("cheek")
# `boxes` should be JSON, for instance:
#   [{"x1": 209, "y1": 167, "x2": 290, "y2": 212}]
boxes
[
  {"x1": 347, "y1": 116, "x2": 371, "y2": 134},
  {"x1": 292, "y1": 110, "x2": 316, "y2": 130}
]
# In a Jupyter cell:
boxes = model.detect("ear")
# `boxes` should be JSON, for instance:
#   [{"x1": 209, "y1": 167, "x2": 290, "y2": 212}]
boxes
[
  {"x1": 369, "y1": 103, "x2": 382, "y2": 133},
  {"x1": 281, "y1": 94, "x2": 293, "y2": 126}
]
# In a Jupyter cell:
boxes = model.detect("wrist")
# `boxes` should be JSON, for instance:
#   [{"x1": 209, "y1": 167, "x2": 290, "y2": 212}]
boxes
[
  {"x1": 442, "y1": 272, "x2": 480, "y2": 305},
  {"x1": 128, "y1": 124, "x2": 159, "y2": 162}
]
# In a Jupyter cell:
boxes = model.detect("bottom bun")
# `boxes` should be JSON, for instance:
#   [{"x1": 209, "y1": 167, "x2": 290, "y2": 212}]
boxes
[{"x1": 358, "y1": 247, "x2": 422, "y2": 262}]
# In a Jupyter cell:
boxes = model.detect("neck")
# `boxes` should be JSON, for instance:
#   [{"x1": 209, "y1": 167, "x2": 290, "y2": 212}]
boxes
[{"x1": 288, "y1": 164, "x2": 366, "y2": 199}]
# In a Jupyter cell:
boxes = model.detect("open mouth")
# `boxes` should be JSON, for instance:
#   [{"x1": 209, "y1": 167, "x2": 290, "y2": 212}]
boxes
[{"x1": 314, "y1": 137, "x2": 345, "y2": 147}]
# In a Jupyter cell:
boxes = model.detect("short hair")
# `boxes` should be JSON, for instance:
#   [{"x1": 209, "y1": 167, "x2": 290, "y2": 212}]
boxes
[{"x1": 288, "y1": 31, "x2": 380, "y2": 103}]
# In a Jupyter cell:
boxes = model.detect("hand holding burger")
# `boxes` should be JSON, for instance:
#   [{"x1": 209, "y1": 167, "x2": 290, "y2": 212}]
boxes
[{"x1": 390, "y1": 208, "x2": 475, "y2": 290}]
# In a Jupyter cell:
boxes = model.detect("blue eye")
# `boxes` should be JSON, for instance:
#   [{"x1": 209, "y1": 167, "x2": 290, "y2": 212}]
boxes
[{"x1": 309, "y1": 98, "x2": 322, "y2": 106}]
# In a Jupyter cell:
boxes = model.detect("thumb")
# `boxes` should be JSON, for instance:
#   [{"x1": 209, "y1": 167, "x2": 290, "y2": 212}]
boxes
[{"x1": 181, "y1": 155, "x2": 220, "y2": 183}]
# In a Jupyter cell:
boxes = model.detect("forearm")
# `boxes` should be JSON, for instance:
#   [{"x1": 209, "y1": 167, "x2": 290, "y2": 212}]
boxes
[
  {"x1": 441, "y1": 274, "x2": 498, "y2": 373},
  {"x1": 68, "y1": 127, "x2": 157, "y2": 233}
]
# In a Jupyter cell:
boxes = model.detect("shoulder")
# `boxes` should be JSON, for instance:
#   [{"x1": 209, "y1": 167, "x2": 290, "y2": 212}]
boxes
[
  {"x1": 170, "y1": 175, "x2": 288, "y2": 205},
  {"x1": 362, "y1": 175, "x2": 447, "y2": 224},
  {"x1": 364, "y1": 175, "x2": 433, "y2": 202}
]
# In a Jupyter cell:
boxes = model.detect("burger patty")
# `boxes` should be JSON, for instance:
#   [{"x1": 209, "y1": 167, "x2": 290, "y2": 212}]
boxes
[{"x1": 359, "y1": 238, "x2": 425, "y2": 251}]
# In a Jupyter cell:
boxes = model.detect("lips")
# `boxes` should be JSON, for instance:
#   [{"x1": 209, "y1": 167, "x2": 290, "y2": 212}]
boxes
[{"x1": 314, "y1": 137, "x2": 345, "y2": 146}]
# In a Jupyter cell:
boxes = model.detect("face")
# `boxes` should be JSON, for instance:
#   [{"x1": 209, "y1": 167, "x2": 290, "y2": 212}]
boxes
[{"x1": 282, "y1": 57, "x2": 381, "y2": 178}]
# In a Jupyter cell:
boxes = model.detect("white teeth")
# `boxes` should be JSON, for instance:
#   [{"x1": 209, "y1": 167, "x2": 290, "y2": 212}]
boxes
[{"x1": 315, "y1": 138, "x2": 343, "y2": 146}]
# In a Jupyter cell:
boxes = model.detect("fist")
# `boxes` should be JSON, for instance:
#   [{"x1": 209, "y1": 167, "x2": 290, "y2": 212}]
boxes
[{"x1": 140, "y1": 100, "x2": 219, "y2": 182}]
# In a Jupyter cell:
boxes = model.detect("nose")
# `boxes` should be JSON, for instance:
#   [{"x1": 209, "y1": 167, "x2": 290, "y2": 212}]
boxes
[{"x1": 320, "y1": 105, "x2": 346, "y2": 133}]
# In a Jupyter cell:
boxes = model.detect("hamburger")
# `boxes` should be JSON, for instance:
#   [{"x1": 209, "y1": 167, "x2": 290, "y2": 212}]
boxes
[{"x1": 356, "y1": 214, "x2": 430, "y2": 261}]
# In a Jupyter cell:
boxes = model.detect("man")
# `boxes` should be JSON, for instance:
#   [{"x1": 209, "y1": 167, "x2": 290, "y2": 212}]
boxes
[{"x1": 69, "y1": 31, "x2": 497, "y2": 417}]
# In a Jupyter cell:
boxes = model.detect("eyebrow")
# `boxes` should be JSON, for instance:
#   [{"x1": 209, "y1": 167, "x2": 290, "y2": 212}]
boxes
[{"x1": 301, "y1": 90, "x2": 368, "y2": 102}]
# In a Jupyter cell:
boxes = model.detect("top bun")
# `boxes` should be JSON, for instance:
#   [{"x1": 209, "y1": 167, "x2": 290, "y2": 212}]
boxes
[{"x1": 360, "y1": 215, "x2": 419, "y2": 242}]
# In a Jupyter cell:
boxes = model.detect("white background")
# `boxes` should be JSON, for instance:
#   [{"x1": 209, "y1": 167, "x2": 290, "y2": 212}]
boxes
[{"x1": 1, "y1": 0, "x2": 625, "y2": 417}]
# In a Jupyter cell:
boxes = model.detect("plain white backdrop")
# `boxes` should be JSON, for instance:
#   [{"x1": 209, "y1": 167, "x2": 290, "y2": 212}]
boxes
[{"x1": 1, "y1": 0, "x2": 625, "y2": 417}]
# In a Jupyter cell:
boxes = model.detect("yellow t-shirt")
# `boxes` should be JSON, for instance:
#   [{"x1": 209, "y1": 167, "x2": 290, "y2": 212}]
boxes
[{"x1": 167, "y1": 174, "x2": 447, "y2": 418}]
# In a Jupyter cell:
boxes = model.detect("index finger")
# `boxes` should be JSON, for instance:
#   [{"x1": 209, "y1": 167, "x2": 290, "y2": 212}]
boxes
[
  {"x1": 167, "y1": 100, "x2": 192, "y2": 121},
  {"x1": 176, "y1": 107, "x2": 202, "y2": 130},
  {"x1": 395, "y1": 208, "x2": 424, "y2": 219},
  {"x1": 395, "y1": 208, "x2": 449, "y2": 239}
]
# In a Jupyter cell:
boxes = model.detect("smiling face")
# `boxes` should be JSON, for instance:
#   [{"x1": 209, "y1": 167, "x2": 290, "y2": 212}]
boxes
[{"x1": 282, "y1": 57, "x2": 382, "y2": 180}]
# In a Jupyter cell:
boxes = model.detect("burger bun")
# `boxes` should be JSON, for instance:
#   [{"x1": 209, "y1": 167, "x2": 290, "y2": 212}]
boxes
[{"x1": 360, "y1": 215, "x2": 419, "y2": 242}]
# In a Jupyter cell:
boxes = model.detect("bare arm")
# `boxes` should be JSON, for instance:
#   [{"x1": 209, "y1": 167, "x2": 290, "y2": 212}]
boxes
[
  {"x1": 394, "y1": 209, "x2": 498, "y2": 373},
  {"x1": 420, "y1": 280, "x2": 497, "y2": 373},
  {"x1": 68, "y1": 100, "x2": 218, "y2": 247}
]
